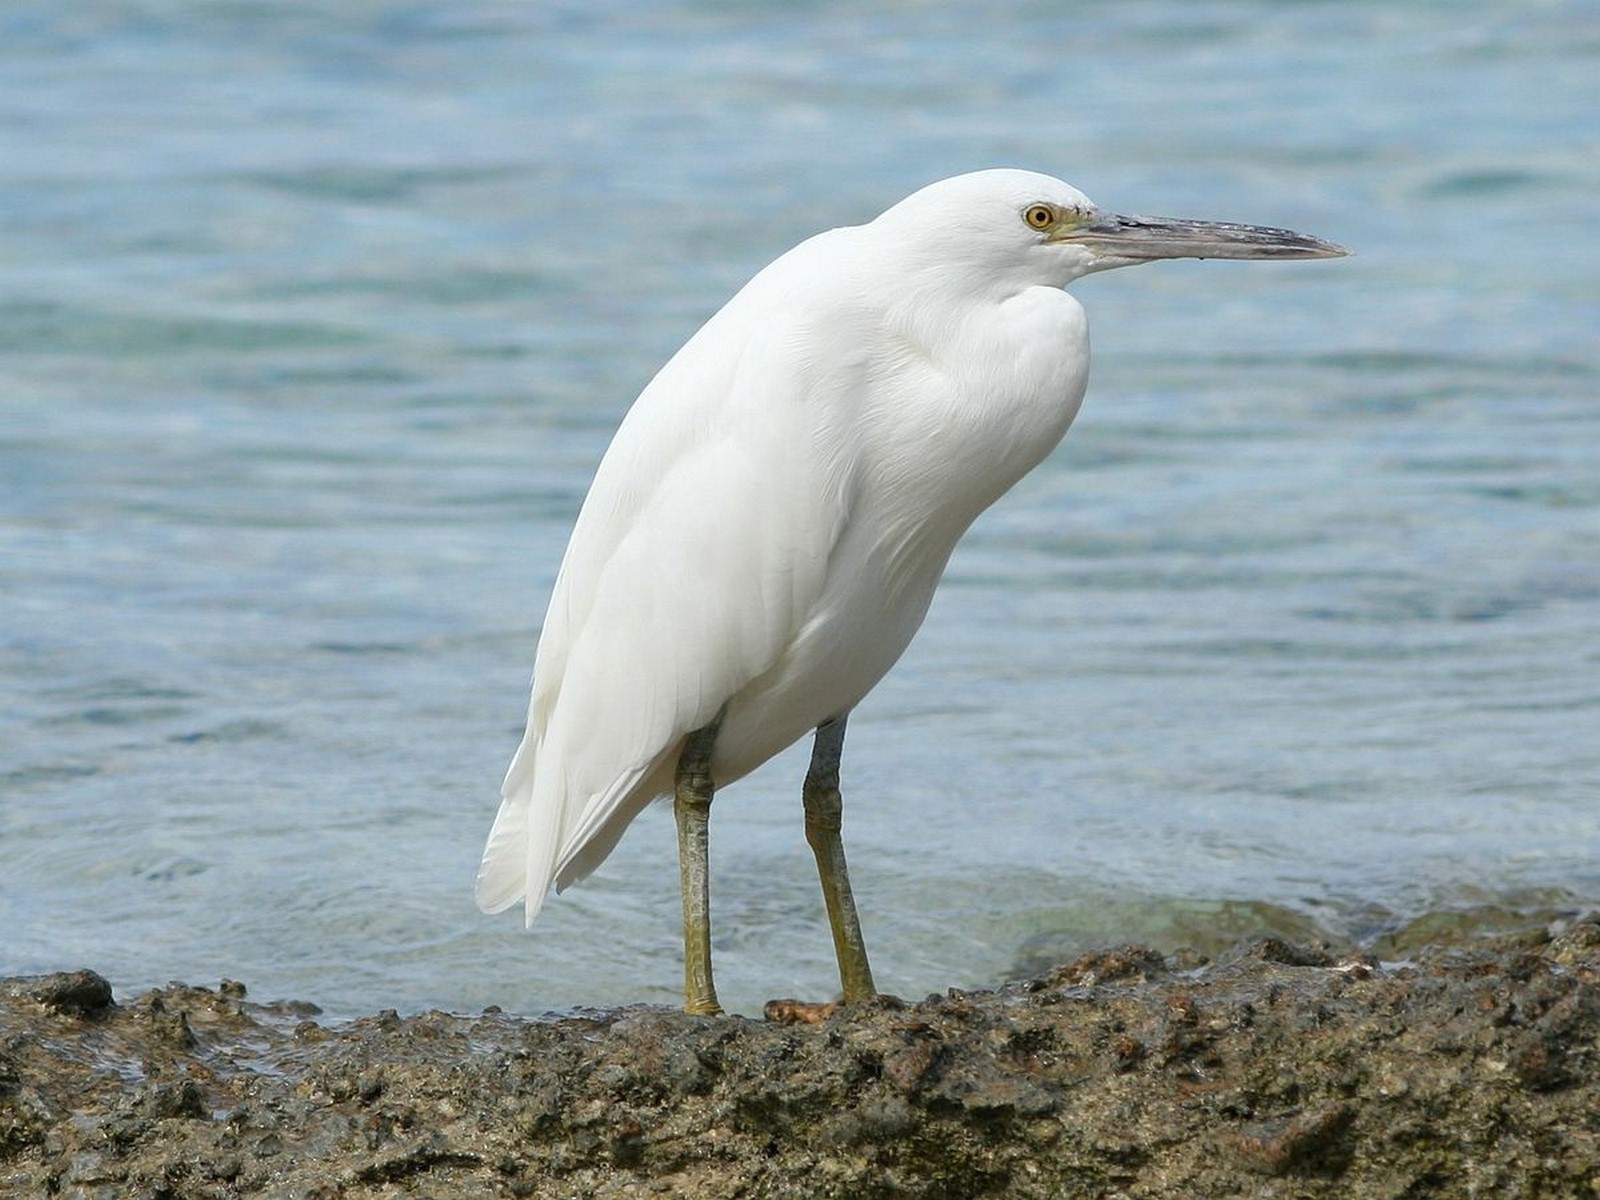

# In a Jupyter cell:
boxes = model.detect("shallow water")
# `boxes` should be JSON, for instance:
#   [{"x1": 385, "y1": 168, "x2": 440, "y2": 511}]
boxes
[{"x1": 2, "y1": 1, "x2": 1597, "y2": 1019}]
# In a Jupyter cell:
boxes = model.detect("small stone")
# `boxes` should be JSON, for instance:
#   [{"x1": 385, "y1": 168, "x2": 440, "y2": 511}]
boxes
[{"x1": 28, "y1": 970, "x2": 115, "y2": 1019}]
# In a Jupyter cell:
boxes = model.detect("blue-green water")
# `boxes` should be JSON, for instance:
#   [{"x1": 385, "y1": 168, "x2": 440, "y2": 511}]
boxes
[{"x1": 3, "y1": 2, "x2": 1597, "y2": 1018}]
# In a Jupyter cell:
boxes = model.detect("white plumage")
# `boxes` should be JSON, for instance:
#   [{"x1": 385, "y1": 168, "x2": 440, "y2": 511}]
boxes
[{"x1": 475, "y1": 170, "x2": 1343, "y2": 1005}]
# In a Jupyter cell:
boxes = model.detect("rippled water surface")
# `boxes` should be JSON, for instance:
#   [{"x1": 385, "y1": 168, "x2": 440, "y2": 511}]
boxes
[{"x1": 3, "y1": 2, "x2": 1597, "y2": 1017}]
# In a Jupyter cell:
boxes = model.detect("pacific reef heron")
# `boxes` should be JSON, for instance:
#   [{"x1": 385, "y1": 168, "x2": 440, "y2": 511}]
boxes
[{"x1": 476, "y1": 169, "x2": 1346, "y2": 1014}]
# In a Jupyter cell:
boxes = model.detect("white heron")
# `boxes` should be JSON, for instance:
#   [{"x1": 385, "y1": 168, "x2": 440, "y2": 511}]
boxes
[{"x1": 476, "y1": 168, "x2": 1345, "y2": 1014}]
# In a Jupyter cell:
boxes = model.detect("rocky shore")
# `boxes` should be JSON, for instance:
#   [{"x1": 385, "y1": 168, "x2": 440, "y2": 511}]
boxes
[{"x1": 4, "y1": 921, "x2": 1599, "y2": 1198}]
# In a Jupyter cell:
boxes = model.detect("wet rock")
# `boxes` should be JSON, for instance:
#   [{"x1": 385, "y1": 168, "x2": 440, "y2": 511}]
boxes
[
  {"x1": 1221, "y1": 1103, "x2": 1354, "y2": 1177},
  {"x1": 5, "y1": 969, "x2": 116, "y2": 1018},
  {"x1": 1222, "y1": 935, "x2": 1336, "y2": 967},
  {"x1": 3, "y1": 935, "x2": 1600, "y2": 1198},
  {"x1": 1036, "y1": 943, "x2": 1168, "y2": 988}
]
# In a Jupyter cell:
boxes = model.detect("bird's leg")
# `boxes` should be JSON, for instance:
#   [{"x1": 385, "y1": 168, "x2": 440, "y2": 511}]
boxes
[
  {"x1": 803, "y1": 714, "x2": 877, "y2": 1004},
  {"x1": 675, "y1": 707, "x2": 726, "y2": 1016}
]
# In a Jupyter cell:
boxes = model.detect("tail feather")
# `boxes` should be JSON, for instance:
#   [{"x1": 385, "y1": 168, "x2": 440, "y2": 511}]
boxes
[
  {"x1": 475, "y1": 737, "x2": 563, "y2": 927},
  {"x1": 473, "y1": 789, "x2": 530, "y2": 915},
  {"x1": 477, "y1": 739, "x2": 675, "y2": 927}
]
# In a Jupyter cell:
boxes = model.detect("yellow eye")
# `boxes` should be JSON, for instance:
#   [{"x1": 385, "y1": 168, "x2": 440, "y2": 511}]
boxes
[{"x1": 1023, "y1": 203, "x2": 1055, "y2": 231}]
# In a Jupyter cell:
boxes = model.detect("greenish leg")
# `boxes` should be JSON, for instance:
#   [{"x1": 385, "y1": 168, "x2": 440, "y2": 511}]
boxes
[
  {"x1": 803, "y1": 714, "x2": 877, "y2": 1004},
  {"x1": 675, "y1": 708, "x2": 726, "y2": 1015}
]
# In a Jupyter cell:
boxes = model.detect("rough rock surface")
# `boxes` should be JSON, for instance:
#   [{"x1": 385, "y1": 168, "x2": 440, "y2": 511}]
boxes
[{"x1": 4, "y1": 924, "x2": 1600, "y2": 1198}]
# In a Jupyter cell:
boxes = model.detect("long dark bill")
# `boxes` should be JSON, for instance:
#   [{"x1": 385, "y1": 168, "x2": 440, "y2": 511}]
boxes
[{"x1": 1076, "y1": 213, "x2": 1349, "y2": 261}]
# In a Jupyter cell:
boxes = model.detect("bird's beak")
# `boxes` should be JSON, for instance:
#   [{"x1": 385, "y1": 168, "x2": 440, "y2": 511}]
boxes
[{"x1": 1063, "y1": 212, "x2": 1349, "y2": 264}]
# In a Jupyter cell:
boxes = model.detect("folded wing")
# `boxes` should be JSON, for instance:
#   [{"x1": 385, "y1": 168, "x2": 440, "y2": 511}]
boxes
[{"x1": 475, "y1": 298, "x2": 864, "y2": 924}]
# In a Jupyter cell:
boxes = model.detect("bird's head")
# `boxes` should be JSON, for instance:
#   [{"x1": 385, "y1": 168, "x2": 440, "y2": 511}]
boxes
[{"x1": 875, "y1": 168, "x2": 1347, "y2": 290}]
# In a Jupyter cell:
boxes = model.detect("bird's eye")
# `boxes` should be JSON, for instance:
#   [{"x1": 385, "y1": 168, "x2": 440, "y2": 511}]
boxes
[{"x1": 1023, "y1": 204, "x2": 1055, "y2": 231}]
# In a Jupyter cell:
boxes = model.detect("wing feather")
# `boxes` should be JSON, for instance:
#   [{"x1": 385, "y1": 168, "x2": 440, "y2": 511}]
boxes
[{"x1": 475, "y1": 278, "x2": 864, "y2": 923}]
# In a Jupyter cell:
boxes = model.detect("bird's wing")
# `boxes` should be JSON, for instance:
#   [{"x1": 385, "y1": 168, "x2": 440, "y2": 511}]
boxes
[{"x1": 475, "y1": 299, "x2": 865, "y2": 923}]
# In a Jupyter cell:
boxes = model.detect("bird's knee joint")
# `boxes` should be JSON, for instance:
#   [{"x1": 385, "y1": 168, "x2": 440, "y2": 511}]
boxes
[{"x1": 675, "y1": 768, "x2": 715, "y2": 804}]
